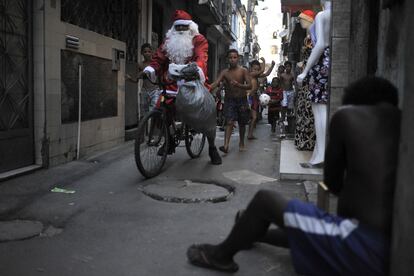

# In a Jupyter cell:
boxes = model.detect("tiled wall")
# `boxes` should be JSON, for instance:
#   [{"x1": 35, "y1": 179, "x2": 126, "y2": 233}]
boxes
[
  {"x1": 329, "y1": 0, "x2": 351, "y2": 118},
  {"x1": 389, "y1": 0, "x2": 414, "y2": 273}
]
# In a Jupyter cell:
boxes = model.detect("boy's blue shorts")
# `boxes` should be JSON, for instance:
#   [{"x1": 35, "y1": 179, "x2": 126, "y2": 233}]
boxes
[
  {"x1": 224, "y1": 97, "x2": 250, "y2": 126},
  {"x1": 284, "y1": 199, "x2": 389, "y2": 276}
]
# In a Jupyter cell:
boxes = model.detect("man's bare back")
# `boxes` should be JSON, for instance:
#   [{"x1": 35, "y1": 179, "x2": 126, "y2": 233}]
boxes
[{"x1": 325, "y1": 103, "x2": 400, "y2": 235}]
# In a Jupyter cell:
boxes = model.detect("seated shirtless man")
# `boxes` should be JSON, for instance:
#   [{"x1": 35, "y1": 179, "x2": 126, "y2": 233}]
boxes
[
  {"x1": 187, "y1": 76, "x2": 400, "y2": 275},
  {"x1": 211, "y1": 49, "x2": 252, "y2": 153}
]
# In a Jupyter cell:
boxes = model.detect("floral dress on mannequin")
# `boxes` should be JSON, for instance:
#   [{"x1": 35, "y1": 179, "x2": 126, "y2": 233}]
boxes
[{"x1": 294, "y1": 36, "x2": 316, "y2": 150}]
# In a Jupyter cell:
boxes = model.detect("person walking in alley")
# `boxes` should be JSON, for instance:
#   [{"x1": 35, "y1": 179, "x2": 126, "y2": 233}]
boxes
[
  {"x1": 125, "y1": 43, "x2": 159, "y2": 116},
  {"x1": 187, "y1": 76, "x2": 400, "y2": 275},
  {"x1": 210, "y1": 49, "x2": 252, "y2": 153},
  {"x1": 247, "y1": 58, "x2": 275, "y2": 140},
  {"x1": 277, "y1": 64, "x2": 285, "y2": 79},
  {"x1": 142, "y1": 10, "x2": 222, "y2": 165},
  {"x1": 280, "y1": 61, "x2": 295, "y2": 118},
  {"x1": 266, "y1": 77, "x2": 284, "y2": 132}
]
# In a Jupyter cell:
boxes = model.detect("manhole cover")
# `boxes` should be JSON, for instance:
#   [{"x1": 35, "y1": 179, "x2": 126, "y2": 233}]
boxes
[
  {"x1": 142, "y1": 179, "x2": 234, "y2": 203},
  {"x1": 0, "y1": 220, "x2": 43, "y2": 242}
]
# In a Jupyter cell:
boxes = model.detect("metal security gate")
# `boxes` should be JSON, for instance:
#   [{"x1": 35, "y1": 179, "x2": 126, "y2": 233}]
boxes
[{"x1": 0, "y1": 0, "x2": 33, "y2": 173}]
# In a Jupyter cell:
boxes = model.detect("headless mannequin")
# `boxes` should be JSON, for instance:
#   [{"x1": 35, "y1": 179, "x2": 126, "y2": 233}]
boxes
[
  {"x1": 296, "y1": 15, "x2": 313, "y2": 69},
  {"x1": 297, "y1": 0, "x2": 331, "y2": 166},
  {"x1": 299, "y1": 17, "x2": 313, "y2": 33}
]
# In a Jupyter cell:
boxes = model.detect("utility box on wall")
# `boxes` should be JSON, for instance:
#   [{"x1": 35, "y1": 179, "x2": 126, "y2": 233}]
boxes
[
  {"x1": 112, "y1": 48, "x2": 125, "y2": 71},
  {"x1": 61, "y1": 50, "x2": 118, "y2": 123}
]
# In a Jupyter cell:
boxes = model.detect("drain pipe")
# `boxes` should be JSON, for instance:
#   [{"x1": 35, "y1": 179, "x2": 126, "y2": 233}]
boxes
[
  {"x1": 76, "y1": 63, "x2": 82, "y2": 159},
  {"x1": 41, "y1": 0, "x2": 50, "y2": 168}
]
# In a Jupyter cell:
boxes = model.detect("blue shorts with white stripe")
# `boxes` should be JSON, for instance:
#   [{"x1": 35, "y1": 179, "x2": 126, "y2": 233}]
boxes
[{"x1": 283, "y1": 199, "x2": 389, "y2": 276}]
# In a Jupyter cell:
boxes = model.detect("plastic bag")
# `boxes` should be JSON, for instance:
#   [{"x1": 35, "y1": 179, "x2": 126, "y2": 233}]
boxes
[{"x1": 176, "y1": 80, "x2": 216, "y2": 137}]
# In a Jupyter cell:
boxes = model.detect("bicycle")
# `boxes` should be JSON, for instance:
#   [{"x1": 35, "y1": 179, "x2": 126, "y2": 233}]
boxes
[{"x1": 134, "y1": 76, "x2": 206, "y2": 178}]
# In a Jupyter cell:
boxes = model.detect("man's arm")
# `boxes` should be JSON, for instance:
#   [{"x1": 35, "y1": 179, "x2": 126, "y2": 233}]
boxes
[
  {"x1": 324, "y1": 110, "x2": 347, "y2": 195},
  {"x1": 191, "y1": 35, "x2": 209, "y2": 83},
  {"x1": 259, "y1": 60, "x2": 276, "y2": 78},
  {"x1": 143, "y1": 44, "x2": 167, "y2": 82},
  {"x1": 210, "y1": 70, "x2": 226, "y2": 91},
  {"x1": 126, "y1": 62, "x2": 145, "y2": 82},
  {"x1": 249, "y1": 57, "x2": 266, "y2": 78}
]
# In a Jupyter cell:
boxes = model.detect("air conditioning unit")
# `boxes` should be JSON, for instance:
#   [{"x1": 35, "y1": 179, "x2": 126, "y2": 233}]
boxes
[{"x1": 65, "y1": 35, "x2": 79, "y2": 50}]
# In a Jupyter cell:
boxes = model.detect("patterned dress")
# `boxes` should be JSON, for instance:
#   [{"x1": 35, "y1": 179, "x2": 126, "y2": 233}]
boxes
[
  {"x1": 307, "y1": 47, "x2": 330, "y2": 104},
  {"x1": 294, "y1": 40, "x2": 316, "y2": 151}
]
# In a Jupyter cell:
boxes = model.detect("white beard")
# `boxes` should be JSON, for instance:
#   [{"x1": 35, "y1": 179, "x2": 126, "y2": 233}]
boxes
[{"x1": 163, "y1": 29, "x2": 194, "y2": 64}]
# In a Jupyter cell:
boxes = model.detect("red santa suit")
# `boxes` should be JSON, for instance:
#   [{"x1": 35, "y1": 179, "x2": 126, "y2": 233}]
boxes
[{"x1": 143, "y1": 10, "x2": 209, "y2": 94}]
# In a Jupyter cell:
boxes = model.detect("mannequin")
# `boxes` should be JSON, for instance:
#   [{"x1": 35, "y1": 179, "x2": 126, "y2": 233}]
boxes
[
  {"x1": 297, "y1": 0, "x2": 331, "y2": 167},
  {"x1": 294, "y1": 10, "x2": 316, "y2": 151}
]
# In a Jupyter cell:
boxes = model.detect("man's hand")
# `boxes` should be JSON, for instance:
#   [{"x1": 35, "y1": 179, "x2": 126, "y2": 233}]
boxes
[
  {"x1": 297, "y1": 73, "x2": 306, "y2": 86},
  {"x1": 181, "y1": 63, "x2": 199, "y2": 80},
  {"x1": 230, "y1": 79, "x2": 240, "y2": 87},
  {"x1": 143, "y1": 66, "x2": 157, "y2": 83},
  {"x1": 125, "y1": 73, "x2": 138, "y2": 83},
  {"x1": 137, "y1": 71, "x2": 145, "y2": 79},
  {"x1": 142, "y1": 70, "x2": 151, "y2": 79}
]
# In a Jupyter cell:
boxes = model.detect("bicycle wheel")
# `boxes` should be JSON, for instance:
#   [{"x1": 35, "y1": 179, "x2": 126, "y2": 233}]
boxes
[
  {"x1": 135, "y1": 110, "x2": 169, "y2": 178},
  {"x1": 184, "y1": 124, "x2": 206, "y2": 158}
]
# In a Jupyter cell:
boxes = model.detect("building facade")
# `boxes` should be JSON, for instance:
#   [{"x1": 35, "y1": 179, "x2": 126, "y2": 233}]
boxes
[
  {"x1": 0, "y1": 0, "x2": 239, "y2": 175},
  {"x1": 278, "y1": 0, "x2": 414, "y2": 272},
  {"x1": 328, "y1": 0, "x2": 414, "y2": 273}
]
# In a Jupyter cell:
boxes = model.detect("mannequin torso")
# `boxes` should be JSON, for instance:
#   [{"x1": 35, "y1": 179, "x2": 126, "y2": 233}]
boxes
[{"x1": 297, "y1": 1, "x2": 331, "y2": 84}]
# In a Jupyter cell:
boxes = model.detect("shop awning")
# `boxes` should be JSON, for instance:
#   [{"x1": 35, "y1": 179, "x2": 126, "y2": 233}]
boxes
[{"x1": 281, "y1": 0, "x2": 320, "y2": 13}]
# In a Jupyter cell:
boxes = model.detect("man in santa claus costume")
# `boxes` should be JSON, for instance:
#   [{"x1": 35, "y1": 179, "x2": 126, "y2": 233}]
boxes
[{"x1": 143, "y1": 9, "x2": 222, "y2": 165}]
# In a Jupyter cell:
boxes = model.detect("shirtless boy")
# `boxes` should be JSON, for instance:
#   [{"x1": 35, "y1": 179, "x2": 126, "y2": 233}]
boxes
[
  {"x1": 126, "y1": 43, "x2": 159, "y2": 114},
  {"x1": 277, "y1": 64, "x2": 285, "y2": 79},
  {"x1": 211, "y1": 49, "x2": 252, "y2": 153},
  {"x1": 247, "y1": 58, "x2": 275, "y2": 139},
  {"x1": 280, "y1": 61, "x2": 295, "y2": 116}
]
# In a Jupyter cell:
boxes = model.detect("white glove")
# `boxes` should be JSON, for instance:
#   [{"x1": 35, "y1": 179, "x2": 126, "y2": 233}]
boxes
[
  {"x1": 168, "y1": 64, "x2": 187, "y2": 79},
  {"x1": 143, "y1": 66, "x2": 156, "y2": 83},
  {"x1": 296, "y1": 72, "x2": 306, "y2": 86},
  {"x1": 167, "y1": 63, "x2": 206, "y2": 84}
]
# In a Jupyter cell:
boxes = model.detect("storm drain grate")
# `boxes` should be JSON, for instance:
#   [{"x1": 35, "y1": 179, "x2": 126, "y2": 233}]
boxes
[
  {"x1": 141, "y1": 179, "x2": 234, "y2": 203},
  {"x1": 0, "y1": 220, "x2": 43, "y2": 242}
]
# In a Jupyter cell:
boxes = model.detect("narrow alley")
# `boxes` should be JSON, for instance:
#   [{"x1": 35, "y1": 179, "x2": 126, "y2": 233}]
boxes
[{"x1": 0, "y1": 122, "x2": 306, "y2": 276}]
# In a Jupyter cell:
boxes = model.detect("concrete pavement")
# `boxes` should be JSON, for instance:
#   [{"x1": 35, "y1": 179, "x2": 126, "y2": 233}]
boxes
[{"x1": 0, "y1": 120, "x2": 308, "y2": 276}]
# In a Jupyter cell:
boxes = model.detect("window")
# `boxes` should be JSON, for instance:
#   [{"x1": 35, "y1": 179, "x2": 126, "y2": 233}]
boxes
[{"x1": 271, "y1": 45, "x2": 278, "y2": 55}]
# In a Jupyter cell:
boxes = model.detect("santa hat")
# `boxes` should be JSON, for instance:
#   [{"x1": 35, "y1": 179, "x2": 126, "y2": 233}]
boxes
[
  {"x1": 173, "y1": 10, "x2": 193, "y2": 26},
  {"x1": 298, "y1": 10, "x2": 315, "y2": 23}
]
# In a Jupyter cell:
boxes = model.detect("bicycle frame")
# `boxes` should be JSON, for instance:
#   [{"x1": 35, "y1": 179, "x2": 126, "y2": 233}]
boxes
[{"x1": 134, "y1": 73, "x2": 207, "y2": 178}]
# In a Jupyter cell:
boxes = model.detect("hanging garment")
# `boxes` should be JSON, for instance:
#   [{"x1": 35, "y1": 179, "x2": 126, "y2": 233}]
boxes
[{"x1": 295, "y1": 40, "x2": 316, "y2": 151}]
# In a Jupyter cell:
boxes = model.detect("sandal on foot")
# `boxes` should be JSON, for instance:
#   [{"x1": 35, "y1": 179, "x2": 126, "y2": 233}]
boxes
[
  {"x1": 187, "y1": 244, "x2": 239, "y2": 273},
  {"x1": 247, "y1": 136, "x2": 257, "y2": 140},
  {"x1": 219, "y1": 146, "x2": 229, "y2": 154}
]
